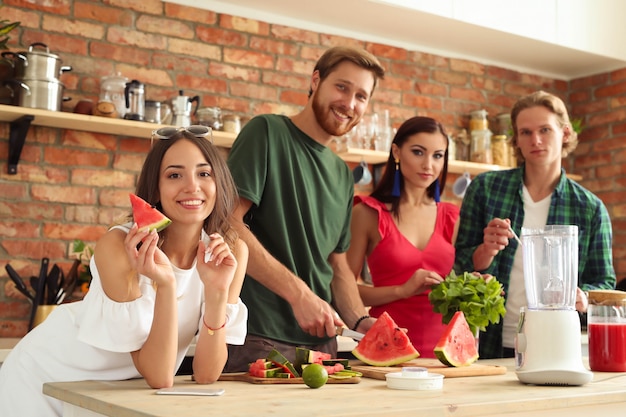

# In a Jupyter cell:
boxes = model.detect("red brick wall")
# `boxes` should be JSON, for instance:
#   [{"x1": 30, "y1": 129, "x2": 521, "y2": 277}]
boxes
[{"x1": 0, "y1": 0, "x2": 623, "y2": 336}]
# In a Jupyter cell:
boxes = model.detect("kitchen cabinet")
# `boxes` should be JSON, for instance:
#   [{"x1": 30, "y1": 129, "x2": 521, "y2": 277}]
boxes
[{"x1": 0, "y1": 104, "x2": 581, "y2": 180}]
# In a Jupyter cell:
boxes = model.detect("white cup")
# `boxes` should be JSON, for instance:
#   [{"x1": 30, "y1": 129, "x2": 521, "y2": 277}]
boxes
[
  {"x1": 452, "y1": 172, "x2": 471, "y2": 198},
  {"x1": 353, "y1": 160, "x2": 372, "y2": 186}
]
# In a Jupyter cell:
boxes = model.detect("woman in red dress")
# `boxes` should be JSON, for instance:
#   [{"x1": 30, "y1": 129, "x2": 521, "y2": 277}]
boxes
[{"x1": 347, "y1": 116, "x2": 459, "y2": 358}]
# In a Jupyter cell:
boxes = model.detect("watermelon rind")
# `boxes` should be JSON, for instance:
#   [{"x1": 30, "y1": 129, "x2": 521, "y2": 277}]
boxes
[
  {"x1": 267, "y1": 348, "x2": 300, "y2": 377},
  {"x1": 351, "y1": 311, "x2": 420, "y2": 366},
  {"x1": 129, "y1": 193, "x2": 171, "y2": 232},
  {"x1": 433, "y1": 311, "x2": 479, "y2": 367}
]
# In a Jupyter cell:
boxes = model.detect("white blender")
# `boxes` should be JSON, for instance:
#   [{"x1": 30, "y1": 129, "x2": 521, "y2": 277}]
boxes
[{"x1": 515, "y1": 225, "x2": 592, "y2": 386}]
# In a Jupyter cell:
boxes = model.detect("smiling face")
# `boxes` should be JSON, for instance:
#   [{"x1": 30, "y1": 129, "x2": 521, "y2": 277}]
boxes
[
  {"x1": 157, "y1": 139, "x2": 216, "y2": 226},
  {"x1": 310, "y1": 61, "x2": 375, "y2": 137},
  {"x1": 515, "y1": 105, "x2": 570, "y2": 169},
  {"x1": 392, "y1": 131, "x2": 448, "y2": 191}
]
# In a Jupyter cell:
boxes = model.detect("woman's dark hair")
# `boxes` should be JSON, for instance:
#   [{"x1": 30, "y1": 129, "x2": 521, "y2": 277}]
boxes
[
  {"x1": 133, "y1": 132, "x2": 239, "y2": 248},
  {"x1": 371, "y1": 116, "x2": 449, "y2": 218}
]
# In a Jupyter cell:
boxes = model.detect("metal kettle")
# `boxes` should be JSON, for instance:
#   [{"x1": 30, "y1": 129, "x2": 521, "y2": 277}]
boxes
[
  {"x1": 124, "y1": 79, "x2": 145, "y2": 121},
  {"x1": 171, "y1": 89, "x2": 199, "y2": 126}
]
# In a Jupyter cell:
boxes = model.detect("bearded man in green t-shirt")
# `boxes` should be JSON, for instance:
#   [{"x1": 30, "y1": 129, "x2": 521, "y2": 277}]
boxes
[{"x1": 225, "y1": 46, "x2": 385, "y2": 371}]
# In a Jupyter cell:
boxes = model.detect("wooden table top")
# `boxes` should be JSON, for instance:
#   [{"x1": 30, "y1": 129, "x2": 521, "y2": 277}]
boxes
[{"x1": 43, "y1": 359, "x2": 626, "y2": 417}]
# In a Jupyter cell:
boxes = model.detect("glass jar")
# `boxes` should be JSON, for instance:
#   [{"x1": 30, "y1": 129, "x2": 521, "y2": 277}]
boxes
[
  {"x1": 496, "y1": 113, "x2": 512, "y2": 136},
  {"x1": 470, "y1": 128, "x2": 493, "y2": 164},
  {"x1": 491, "y1": 135, "x2": 508, "y2": 166},
  {"x1": 469, "y1": 109, "x2": 488, "y2": 132},
  {"x1": 587, "y1": 290, "x2": 626, "y2": 372},
  {"x1": 222, "y1": 113, "x2": 241, "y2": 134},
  {"x1": 455, "y1": 129, "x2": 470, "y2": 161},
  {"x1": 196, "y1": 107, "x2": 222, "y2": 130}
]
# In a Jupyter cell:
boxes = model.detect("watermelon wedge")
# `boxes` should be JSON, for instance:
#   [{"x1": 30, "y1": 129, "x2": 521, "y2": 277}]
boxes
[
  {"x1": 129, "y1": 193, "x2": 171, "y2": 232},
  {"x1": 434, "y1": 311, "x2": 478, "y2": 367},
  {"x1": 352, "y1": 311, "x2": 420, "y2": 366}
]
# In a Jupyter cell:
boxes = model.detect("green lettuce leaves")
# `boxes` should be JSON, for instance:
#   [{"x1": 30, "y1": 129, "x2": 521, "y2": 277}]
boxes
[{"x1": 429, "y1": 271, "x2": 506, "y2": 334}]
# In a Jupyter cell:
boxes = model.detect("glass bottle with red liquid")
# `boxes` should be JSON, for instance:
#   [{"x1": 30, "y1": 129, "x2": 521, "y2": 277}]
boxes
[{"x1": 587, "y1": 290, "x2": 626, "y2": 372}]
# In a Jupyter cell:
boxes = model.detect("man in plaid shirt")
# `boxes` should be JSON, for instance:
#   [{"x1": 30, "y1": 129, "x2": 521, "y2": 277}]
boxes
[{"x1": 454, "y1": 91, "x2": 615, "y2": 359}]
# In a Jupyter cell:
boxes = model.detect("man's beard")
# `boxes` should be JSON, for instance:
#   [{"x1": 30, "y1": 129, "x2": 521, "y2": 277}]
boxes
[{"x1": 311, "y1": 93, "x2": 360, "y2": 137}]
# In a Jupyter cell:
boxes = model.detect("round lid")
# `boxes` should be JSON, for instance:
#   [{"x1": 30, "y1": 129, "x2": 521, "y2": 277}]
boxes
[
  {"x1": 18, "y1": 42, "x2": 60, "y2": 60},
  {"x1": 588, "y1": 289, "x2": 626, "y2": 305}
]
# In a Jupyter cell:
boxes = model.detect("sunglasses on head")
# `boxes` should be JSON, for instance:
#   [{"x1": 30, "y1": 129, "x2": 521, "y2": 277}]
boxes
[{"x1": 151, "y1": 125, "x2": 213, "y2": 144}]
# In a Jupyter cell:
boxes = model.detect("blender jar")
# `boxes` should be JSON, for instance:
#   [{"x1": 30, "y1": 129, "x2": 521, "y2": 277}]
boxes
[
  {"x1": 521, "y1": 225, "x2": 578, "y2": 310},
  {"x1": 587, "y1": 290, "x2": 626, "y2": 372}
]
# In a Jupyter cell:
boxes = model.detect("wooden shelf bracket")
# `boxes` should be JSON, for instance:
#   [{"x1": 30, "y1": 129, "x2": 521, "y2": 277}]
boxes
[{"x1": 8, "y1": 114, "x2": 34, "y2": 175}]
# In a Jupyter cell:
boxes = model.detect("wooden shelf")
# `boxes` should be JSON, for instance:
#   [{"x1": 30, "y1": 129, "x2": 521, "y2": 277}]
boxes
[
  {"x1": 0, "y1": 104, "x2": 582, "y2": 180},
  {"x1": 0, "y1": 104, "x2": 237, "y2": 147},
  {"x1": 336, "y1": 146, "x2": 582, "y2": 181}
]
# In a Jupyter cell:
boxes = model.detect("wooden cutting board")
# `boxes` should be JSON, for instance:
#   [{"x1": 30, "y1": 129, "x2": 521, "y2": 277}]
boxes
[
  {"x1": 218, "y1": 372, "x2": 361, "y2": 384},
  {"x1": 350, "y1": 358, "x2": 507, "y2": 380}
]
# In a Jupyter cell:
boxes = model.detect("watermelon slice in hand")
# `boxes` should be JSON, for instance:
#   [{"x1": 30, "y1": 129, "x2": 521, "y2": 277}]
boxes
[
  {"x1": 352, "y1": 311, "x2": 420, "y2": 366},
  {"x1": 434, "y1": 311, "x2": 479, "y2": 367},
  {"x1": 129, "y1": 193, "x2": 171, "y2": 232}
]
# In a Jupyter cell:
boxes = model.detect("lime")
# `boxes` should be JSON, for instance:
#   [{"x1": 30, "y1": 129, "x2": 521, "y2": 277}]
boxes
[{"x1": 301, "y1": 363, "x2": 328, "y2": 388}]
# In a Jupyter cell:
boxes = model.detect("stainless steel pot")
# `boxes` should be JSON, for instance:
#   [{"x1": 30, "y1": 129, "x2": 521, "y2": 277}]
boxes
[
  {"x1": 1, "y1": 42, "x2": 72, "y2": 81},
  {"x1": 7, "y1": 78, "x2": 69, "y2": 111}
]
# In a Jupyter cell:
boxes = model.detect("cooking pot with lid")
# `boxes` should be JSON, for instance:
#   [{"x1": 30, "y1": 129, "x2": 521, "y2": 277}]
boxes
[
  {"x1": 1, "y1": 42, "x2": 72, "y2": 81},
  {"x1": 5, "y1": 78, "x2": 69, "y2": 111}
]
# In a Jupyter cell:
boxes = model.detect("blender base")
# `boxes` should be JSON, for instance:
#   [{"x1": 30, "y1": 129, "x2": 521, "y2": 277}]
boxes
[
  {"x1": 516, "y1": 369, "x2": 592, "y2": 386},
  {"x1": 515, "y1": 309, "x2": 592, "y2": 386}
]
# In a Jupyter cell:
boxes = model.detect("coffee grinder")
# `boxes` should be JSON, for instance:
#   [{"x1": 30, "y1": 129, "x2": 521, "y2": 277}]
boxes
[{"x1": 515, "y1": 225, "x2": 592, "y2": 386}]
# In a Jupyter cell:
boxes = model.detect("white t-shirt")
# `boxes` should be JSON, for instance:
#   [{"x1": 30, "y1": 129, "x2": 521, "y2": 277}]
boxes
[{"x1": 502, "y1": 186, "x2": 550, "y2": 348}]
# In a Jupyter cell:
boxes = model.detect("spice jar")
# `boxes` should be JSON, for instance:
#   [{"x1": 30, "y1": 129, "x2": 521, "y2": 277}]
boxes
[
  {"x1": 491, "y1": 135, "x2": 508, "y2": 167},
  {"x1": 587, "y1": 290, "x2": 626, "y2": 372},
  {"x1": 470, "y1": 128, "x2": 493, "y2": 164},
  {"x1": 222, "y1": 113, "x2": 241, "y2": 134}
]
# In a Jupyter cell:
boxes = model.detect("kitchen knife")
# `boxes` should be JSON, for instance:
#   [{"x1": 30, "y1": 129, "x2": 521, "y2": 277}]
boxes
[
  {"x1": 336, "y1": 326, "x2": 365, "y2": 341},
  {"x1": 46, "y1": 264, "x2": 60, "y2": 305},
  {"x1": 29, "y1": 257, "x2": 49, "y2": 330},
  {"x1": 5, "y1": 264, "x2": 34, "y2": 300}
]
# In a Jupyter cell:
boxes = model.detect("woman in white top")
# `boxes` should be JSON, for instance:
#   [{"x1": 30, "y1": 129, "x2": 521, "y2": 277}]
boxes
[{"x1": 0, "y1": 126, "x2": 248, "y2": 416}]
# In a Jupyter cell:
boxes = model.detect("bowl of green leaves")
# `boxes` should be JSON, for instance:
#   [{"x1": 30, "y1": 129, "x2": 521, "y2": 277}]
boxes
[{"x1": 429, "y1": 271, "x2": 506, "y2": 335}]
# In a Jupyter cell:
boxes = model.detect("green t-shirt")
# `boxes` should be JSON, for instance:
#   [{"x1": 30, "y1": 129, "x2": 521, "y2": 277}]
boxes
[{"x1": 227, "y1": 114, "x2": 354, "y2": 345}]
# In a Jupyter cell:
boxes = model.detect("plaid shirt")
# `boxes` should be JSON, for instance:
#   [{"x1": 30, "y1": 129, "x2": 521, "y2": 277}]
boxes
[{"x1": 454, "y1": 165, "x2": 616, "y2": 359}]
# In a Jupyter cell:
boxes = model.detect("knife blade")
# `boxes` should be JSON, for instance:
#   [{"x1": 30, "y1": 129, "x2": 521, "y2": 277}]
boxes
[
  {"x1": 46, "y1": 264, "x2": 60, "y2": 305},
  {"x1": 29, "y1": 257, "x2": 49, "y2": 330},
  {"x1": 336, "y1": 326, "x2": 365, "y2": 341}
]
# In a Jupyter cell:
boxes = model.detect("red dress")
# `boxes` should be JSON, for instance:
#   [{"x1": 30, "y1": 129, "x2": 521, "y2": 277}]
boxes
[{"x1": 355, "y1": 196, "x2": 459, "y2": 358}]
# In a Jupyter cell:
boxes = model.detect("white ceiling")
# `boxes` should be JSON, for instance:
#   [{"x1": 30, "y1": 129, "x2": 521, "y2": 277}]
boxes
[{"x1": 169, "y1": 0, "x2": 626, "y2": 80}]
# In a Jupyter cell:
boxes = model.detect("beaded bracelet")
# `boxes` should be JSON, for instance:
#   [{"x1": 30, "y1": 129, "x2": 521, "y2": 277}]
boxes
[
  {"x1": 203, "y1": 315, "x2": 227, "y2": 336},
  {"x1": 352, "y1": 315, "x2": 370, "y2": 331}
]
